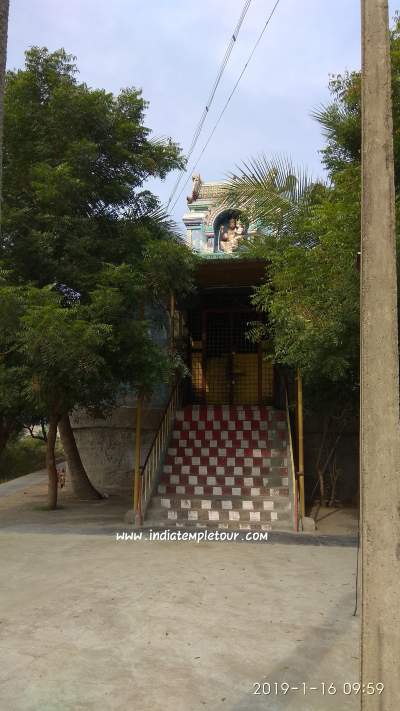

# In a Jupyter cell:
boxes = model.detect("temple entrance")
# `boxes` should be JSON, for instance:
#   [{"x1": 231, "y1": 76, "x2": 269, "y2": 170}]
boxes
[{"x1": 190, "y1": 308, "x2": 274, "y2": 405}]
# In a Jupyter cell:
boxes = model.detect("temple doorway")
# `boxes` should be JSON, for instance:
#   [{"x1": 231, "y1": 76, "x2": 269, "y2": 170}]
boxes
[{"x1": 189, "y1": 308, "x2": 274, "y2": 405}]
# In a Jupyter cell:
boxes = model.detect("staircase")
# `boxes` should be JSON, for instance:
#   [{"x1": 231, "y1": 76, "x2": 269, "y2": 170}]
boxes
[{"x1": 145, "y1": 405, "x2": 293, "y2": 531}]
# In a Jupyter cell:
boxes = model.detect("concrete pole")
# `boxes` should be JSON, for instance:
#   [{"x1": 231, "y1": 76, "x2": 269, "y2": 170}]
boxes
[{"x1": 361, "y1": 1, "x2": 400, "y2": 707}]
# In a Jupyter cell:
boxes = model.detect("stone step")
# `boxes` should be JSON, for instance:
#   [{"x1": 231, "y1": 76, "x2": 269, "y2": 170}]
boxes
[
  {"x1": 152, "y1": 495, "x2": 291, "y2": 512},
  {"x1": 174, "y1": 422, "x2": 287, "y2": 431},
  {"x1": 146, "y1": 506, "x2": 291, "y2": 525},
  {"x1": 160, "y1": 467, "x2": 289, "y2": 486},
  {"x1": 161, "y1": 464, "x2": 289, "y2": 486},
  {"x1": 175, "y1": 405, "x2": 284, "y2": 420},
  {"x1": 171, "y1": 430, "x2": 286, "y2": 444},
  {"x1": 145, "y1": 404, "x2": 293, "y2": 533},
  {"x1": 163, "y1": 463, "x2": 288, "y2": 477},
  {"x1": 165, "y1": 450, "x2": 286, "y2": 465},
  {"x1": 158, "y1": 483, "x2": 289, "y2": 497},
  {"x1": 143, "y1": 518, "x2": 291, "y2": 533},
  {"x1": 171, "y1": 430, "x2": 286, "y2": 442}
]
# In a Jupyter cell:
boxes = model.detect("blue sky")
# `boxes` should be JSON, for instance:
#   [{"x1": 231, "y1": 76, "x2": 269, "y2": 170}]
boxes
[{"x1": 6, "y1": 0, "x2": 400, "y2": 226}]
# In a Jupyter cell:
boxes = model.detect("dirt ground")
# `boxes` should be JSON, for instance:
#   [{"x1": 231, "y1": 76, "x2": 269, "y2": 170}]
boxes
[
  {"x1": 314, "y1": 506, "x2": 359, "y2": 536},
  {"x1": 0, "y1": 473, "x2": 360, "y2": 711}
]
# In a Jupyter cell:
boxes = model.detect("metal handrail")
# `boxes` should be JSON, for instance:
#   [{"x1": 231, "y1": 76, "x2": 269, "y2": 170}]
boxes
[
  {"x1": 285, "y1": 385, "x2": 299, "y2": 531},
  {"x1": 140, "y1": 380, "x2": 182, "y2": 519}
]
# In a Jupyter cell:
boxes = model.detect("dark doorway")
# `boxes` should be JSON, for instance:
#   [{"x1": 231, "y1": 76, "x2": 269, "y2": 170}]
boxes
[{"x1": 190, "y1": 308, "x2": 274, "y2": 405}]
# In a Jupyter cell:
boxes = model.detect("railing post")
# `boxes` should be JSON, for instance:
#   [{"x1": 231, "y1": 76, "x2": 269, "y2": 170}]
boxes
[
  {"x1": 296, "y1": 368, "x2": 305, "y2": 520},
  {"x1": 138, "y1": 379, "x2": 182, "y2": 521},
  {"x1": 284, "y1": 383, "x2": 299, "y2": 532},
  {"x1": 133, "y1": 395, "x2": 143, "y2": 527}
]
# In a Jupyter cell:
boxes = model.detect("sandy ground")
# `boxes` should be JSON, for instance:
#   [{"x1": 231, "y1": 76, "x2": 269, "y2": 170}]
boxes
[
  {"x1": 0, "y1": 473, "x2": 360, "y2": 711},
  {"x1": 314, "y1": 506, "x2": 359, "y2": 536}
]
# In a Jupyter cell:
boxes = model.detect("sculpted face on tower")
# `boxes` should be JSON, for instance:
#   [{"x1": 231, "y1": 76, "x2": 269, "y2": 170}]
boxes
[{"x1": 218, "y1": 214, "x2": 246, "y2": 253}]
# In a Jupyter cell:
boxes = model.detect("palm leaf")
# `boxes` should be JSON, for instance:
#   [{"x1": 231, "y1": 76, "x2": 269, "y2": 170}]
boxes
[
  {"x1": 311, "y1": 104, "x2": 351, "y2": 140},
  {"x1": 221, "y1": 154, "x2": 313, "y2": 234},
  {"x1": 129, "y1": 195, "x2": 182, "y2": 241}
]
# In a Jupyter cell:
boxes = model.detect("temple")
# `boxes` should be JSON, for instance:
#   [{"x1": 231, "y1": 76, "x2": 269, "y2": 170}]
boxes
[
  {"x1": 72, "y1": 175, "x2": 304, "y2": 532},
  {"x1": 181, "y1": 174, "x2": 274, "y2": 406},
  {"x1": 182, "y1": 174, "x2": 256, "y2": 254}
]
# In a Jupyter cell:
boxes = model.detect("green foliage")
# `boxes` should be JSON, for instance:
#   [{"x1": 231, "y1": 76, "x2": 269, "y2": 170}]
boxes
[
  {"x1": 1, "y1": 47, "x2": 186, "y2": 292},
  {"x1": 87, "y1": 265, "x2": 175, "y2": 397},
  {"x1": 222, "y1": 56, "x2": 371, "y2": 413},
  {"x1": 224, "y1": 16, "x2": 400, "y2": 410},
  {"x1": 0, "y1": 47, "x2": 196, "y2": 447},
  {"x1": 0, "y1": 281, "x2": 114, "y2": 421},
  {"x1": 312, "y1": 72, "x2": 362, "y2": 175},
  {"x1": 19, "y1": 291, "x2": 115, "y2": 416},
  {"x1": 251, "y1": 168, "x2": 360, "y2": 388},
  {"x1": 0, "y1": 278, "x2": 44, "y2": 445},
  {"x1": 0, "y1": 434, "x2": 64, "y2": 483},
  {"x1": 312, "y1": 13, "x2": 400, "y2": 188},
  {"x1": 222, "y1": 154, "x2": 314, "y2": 235}
]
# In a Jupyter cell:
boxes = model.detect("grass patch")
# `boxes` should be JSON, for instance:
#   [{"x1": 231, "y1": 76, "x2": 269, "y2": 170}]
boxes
[{"x1": 0, "y1": 436, "x2": 64, "y2": 484}]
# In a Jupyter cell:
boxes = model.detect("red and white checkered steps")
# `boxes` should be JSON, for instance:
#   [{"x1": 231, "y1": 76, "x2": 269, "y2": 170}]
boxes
[{"x1": 145, "y1": 405, "x2": 293, "y2": 531}]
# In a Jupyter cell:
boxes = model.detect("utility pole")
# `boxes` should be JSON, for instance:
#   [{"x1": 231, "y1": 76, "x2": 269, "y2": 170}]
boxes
[{"x1": 360, "y1": 1, "x2": 400, "y2": 708}]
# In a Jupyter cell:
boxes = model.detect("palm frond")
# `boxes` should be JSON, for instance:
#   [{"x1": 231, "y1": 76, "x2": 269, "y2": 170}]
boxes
[
  {"x1": 221, "y1": 154, "x2": 313, "y2": 233},
  {"x1": 130, "y1": 194, "x2": 181, "y2": 239},
  {"x1": 311, "y1": 104, "x2": 351, "y2": 140}
]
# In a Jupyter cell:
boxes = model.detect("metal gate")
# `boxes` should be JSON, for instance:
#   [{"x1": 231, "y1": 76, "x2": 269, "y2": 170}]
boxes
[{"x1": 191, "y1": 310, "x2": 274, "y2": 405}]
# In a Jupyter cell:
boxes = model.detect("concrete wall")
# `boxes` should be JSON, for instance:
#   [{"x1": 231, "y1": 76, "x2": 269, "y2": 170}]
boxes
[
  {"x1": 70, "y1": 305, "x2": 171, "y2": 496},
  {"x1": 71, "y1": 387, "x2": 169, "y2": 496}
]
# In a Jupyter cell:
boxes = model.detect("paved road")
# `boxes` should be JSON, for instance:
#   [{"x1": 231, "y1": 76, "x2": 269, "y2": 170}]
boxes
[
  {"x1": 0, "y1": 468, "x2": 48, "y2": 497},
  {"x1": 0, "y1": 465, "x2": 360, "y2": 710},
  {"x1": 0, "y1": 530, "x2": 360, "y2": 711}
]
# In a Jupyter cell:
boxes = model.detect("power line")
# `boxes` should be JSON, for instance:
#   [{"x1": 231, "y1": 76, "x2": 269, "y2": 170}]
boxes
[
  {"x1": 167, "y1": 0, "x2": 253, "y2": 207},
  {"x1": 171, "y1": 0, "x2": 281, "y2": 212}
]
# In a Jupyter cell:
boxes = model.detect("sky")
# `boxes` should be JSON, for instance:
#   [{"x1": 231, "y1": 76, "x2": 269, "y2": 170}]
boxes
[{"x1": 6, "y1": 0, "x2": 400, "y2": 227}]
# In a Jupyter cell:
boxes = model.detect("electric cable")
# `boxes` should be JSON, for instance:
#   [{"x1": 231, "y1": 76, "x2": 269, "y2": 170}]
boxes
[
  {"x1": 167, "y1": 0, "x2": 253, "y2": 207},
  {"x1": 171, "y1": 0, "x2": 281, "y2": 212}
]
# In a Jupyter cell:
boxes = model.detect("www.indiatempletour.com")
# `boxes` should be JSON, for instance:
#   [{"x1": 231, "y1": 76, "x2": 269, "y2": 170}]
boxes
[{"x1": 115, "y1": 530, "x2": 269, "y2": 543}]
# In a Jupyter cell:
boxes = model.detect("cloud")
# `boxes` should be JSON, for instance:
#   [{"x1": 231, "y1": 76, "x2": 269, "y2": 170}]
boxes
[{"x1": 6, "y1": 0, "x2": 400, "y2": 225}]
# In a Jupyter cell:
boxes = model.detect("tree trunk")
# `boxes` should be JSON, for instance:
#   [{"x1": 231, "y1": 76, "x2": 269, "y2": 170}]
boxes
[
  {"x1": 58, "y1": 413, "x2": 102, "y2": 500},
  {"x1": 40, "y1": 419, "x2": 47, "y2": 442},
  {"x1": 315, "y1": 415, "x2": 328, "y2": 503},
  {"x1": 317, "y1": 467, "x2": 325, "y2": 503},
  {"x1": 46, "y1": 412, "x2": 60, "y2": 510},
  {"x1": 0, "y1": 418, "x2": 13, "y2": 458}
]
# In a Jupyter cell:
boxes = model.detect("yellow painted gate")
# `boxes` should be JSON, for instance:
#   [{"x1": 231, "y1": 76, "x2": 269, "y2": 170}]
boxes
[{"x1": 191, "y1": 310, "x2": 274, "y2": 405}]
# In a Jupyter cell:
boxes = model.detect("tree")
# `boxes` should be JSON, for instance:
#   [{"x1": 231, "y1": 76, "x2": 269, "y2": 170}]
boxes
[
  {"x1": 226, "y1": 14, "x2": 400, "y2": 506},
  {"x1": 222, "y1": 11, "x2": 400, "y2": 433},
  {"x1": 222, "y1": 155, "x2": 360, "y2": 503},
  {"x1": 218, "y1": 16, "x2": 400, "y2": 504},
  {"x1": 0, "y1": 47, "x2": 195, "y2": 503},
  {"x1": 16, "y1": 288, "x2": 114, "y2": 509},
  {"x1": 0, "y1": 275, "x2": 43, "y2": 456},
  {"x1": 1, "y1": 47, "x2": 185, "y2": 291}
]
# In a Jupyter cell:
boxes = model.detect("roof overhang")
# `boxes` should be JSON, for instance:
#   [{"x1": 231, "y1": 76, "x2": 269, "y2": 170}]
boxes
[{"x1": 195, "y1": 255, "x2": 267, "y2": 290}]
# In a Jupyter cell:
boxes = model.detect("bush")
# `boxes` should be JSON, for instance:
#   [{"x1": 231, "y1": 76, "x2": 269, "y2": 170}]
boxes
[{"x1": 0, "y1": 435, "x2": 64, "y2": 483}]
